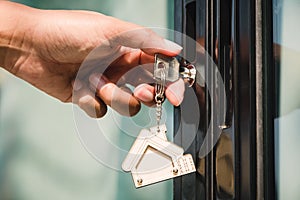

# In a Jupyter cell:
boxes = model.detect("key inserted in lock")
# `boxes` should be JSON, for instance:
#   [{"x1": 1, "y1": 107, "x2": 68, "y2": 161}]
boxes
[{"x1": 154, "y1": 53, "x2": 196, "y2": 87}]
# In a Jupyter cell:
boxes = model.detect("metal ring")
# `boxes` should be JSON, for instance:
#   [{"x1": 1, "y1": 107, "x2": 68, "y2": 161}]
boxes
[{"x1": 155, "y1": 69, "x2": 166, "y2": 102}]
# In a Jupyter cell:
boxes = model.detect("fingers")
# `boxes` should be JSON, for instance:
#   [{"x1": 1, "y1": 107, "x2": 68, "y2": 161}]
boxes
[
  {"x1": 74, "y1": 73, "x2": 185, "y2": 118},
  {"x1": 89, "y1": 73, "x2": 141, "y2": 116},
  {"x1": 165, "y1": 79, "x2": 185, "y2": 106},
  {"x1": 103, "y1": 50, "x2": 154, "y2": 84},
  {"x1": 134, "y1": 79, "x2": 185, "y2": 107},
  {"x1": 133, "y1": 84, "x2": 156, "y2": 107},
  {"x1": 109, "y1": 18, "x2": 182, "y2": 56},
  {"x1": 72, "y1": 80, "x2": 107, "y2": 118}
]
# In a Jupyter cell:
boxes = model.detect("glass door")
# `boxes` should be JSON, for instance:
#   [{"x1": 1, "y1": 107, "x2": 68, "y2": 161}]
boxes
[{"x1": 173, "y1": 0, "x2": 279, "y2": 199}]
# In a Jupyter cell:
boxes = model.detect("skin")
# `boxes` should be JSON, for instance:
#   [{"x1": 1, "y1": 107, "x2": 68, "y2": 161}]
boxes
[{"x1": 0, "y1": 1, "x2": 185, "y2": 118}]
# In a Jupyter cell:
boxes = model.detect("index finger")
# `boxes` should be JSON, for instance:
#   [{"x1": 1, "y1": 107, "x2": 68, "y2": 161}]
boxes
[{"x1": 108, "y1": 18, "x2": 182, "y2": 56}]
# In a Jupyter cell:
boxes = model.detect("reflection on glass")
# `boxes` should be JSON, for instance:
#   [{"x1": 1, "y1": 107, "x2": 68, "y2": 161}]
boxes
[
  {"x1": 273, "y1": 0, "x2": 300, "y2": 199},
  {"x1": 215, "y1": 133, "x2": 234, "y2": 198}
]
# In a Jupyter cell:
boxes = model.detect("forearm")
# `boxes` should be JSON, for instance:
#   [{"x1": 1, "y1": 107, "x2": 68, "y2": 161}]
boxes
[{"x1": 0, "y1": 1, "x2": 39, "y2": 72}]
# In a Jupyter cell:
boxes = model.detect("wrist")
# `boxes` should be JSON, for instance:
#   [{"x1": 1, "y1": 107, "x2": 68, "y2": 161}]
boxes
[{"x1": 0, "y1": 2, "x2": 40, "y2": 73}]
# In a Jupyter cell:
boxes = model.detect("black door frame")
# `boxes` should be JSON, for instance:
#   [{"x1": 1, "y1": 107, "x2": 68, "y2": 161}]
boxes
[{"x1": 173, "y1": 0, "x2": 276, "y2": 199}]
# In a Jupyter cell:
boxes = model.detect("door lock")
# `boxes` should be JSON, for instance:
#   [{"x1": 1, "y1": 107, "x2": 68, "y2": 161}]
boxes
[{"x1": 154, "y1": 53, "x2": 196, "y2": 87}]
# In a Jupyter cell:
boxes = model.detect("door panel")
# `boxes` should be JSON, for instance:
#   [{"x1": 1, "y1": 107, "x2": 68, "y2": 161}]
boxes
[{"x1": 173, "y1": 0, "x2": 276, "y2": 199}]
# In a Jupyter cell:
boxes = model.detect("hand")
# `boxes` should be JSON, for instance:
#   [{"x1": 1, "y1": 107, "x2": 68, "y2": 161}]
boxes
[{"x1": 0, "y1": 2, "x2": 184, "y2": 118}]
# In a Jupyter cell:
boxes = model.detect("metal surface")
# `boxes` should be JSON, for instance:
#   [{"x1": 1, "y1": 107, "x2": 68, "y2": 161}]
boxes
[
  {"x1": 154, "y1": 53, "x2": 196, "y2": 87},
  {"x1": 215, "y1": 133, "x2": 234, "y2": 198},
  {"x1": 174, "y1": 1, "x2": 205, "y2": 199},
  {"x1": 255, "y1": 0, "x2": 264, "y2": 199},
  {"x1": 154, "y1": 60, "x2": 166, "y2": 133},
  {"x1": 122, "y1": 125, "x2": 196, "y2": 188},
  {"x1": 173, "y1": 0, "x2": 276, "y2": 199},
  {"x1": 216, "y1": 0, "x2": 233, "y2": 130},
  {"x1": 215, "y1": 0, "x2": 235, "y2": 198},
  {"x1": 204, "y1": 0, "x2": 216, "y2": 199},
  {"x1": 233, "y1": 0, "x2": 257, "y2": 198},
  {"x1": 262, "y1": 0, "x2": 276, "y2": 198},
  {"x1": 154, "y1": 54, "x2": 180, "y2": 82},
  {"x1": 179, "y1": 62, "x2": 196, "y2": 87}
]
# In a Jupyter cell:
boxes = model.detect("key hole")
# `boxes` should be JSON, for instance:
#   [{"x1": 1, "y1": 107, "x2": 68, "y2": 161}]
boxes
[{"x1": 158, "y1": 62, "x2": 166, "y2": 69}]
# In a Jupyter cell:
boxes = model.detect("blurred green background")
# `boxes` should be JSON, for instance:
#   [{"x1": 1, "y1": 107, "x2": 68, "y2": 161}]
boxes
[
  {"x1": 0, "y1": 0, "x2": 174, "y2": 200},
  {"x1": 274, "y1": 0, "x2": 300, "y2": 199}
]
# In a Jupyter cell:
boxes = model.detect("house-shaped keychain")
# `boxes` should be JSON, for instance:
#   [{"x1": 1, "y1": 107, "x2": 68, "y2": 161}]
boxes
[{"x1": 122, "y1": 124, "x2": 196, "y2": 188}]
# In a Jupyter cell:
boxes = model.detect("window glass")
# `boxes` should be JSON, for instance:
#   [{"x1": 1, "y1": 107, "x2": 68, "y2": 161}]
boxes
[
  {"x1": 273, "y1": 0, "x2": 300, "y2": 199},
  {"x1": 0, "y1": 1, "x2": 174, "y2": 199}
]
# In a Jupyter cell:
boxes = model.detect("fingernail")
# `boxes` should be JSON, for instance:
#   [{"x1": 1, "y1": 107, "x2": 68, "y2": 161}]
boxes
[
  {"x1": 89, "y1": 74, "x2": 107, "y2": 90},
  {"x1": 134, "y1": 85, "x2": 154, "y2": 102},
  {"x1": 73, "y1": 80, "x2": 83, "y2": 91},
  {"x1": 163, "y1": 39, "x2": 183, "y2": 52},
  {"x1": 169, "y1": 90, "x2": 184, "y2": 106},
  {"x1": 166, "y1": 79, "x2": 185, "y2": 106}
]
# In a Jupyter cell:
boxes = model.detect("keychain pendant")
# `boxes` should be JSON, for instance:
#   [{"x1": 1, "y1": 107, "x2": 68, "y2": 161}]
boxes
[{"x1": 122, "y1": 125, "x2": 196, "y2": 188}]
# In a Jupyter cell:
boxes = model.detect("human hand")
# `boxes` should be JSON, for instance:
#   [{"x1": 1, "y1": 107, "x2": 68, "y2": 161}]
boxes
[{"x1": 0, "y1": 2, "x2": 184, "y2": 118}]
